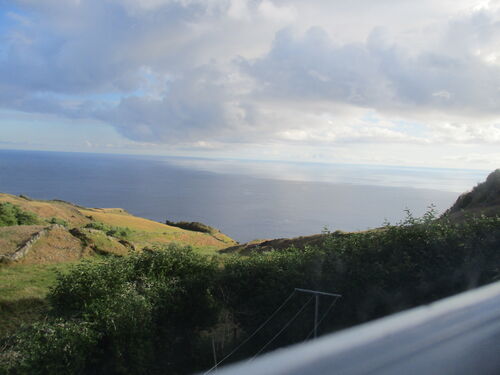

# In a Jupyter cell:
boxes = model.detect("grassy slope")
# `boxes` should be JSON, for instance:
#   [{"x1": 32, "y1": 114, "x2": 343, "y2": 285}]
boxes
[
  {"x1": 444, "y1": 169, "x2": 500, "y2": 221},
  {"x1": 80, "y1": 208, "x2": 235, "y2": 252},
  {"x1": 0, "y1": 262, "x2": 75, "y2": 336},
  {"x1": 0, "y1": 225, "x2": 46, "y2": 255},
  {"x1": 0, "y1": 195, "x2": 90, "y2": 227},
  {"x1": 16, "y1": 226, "x2": 85, "y2": 265},
  {"x1": 0, "y1": 193, "x2": 236, "y2": 336},
  {"x1": 0, "y1": 193, "x2": 236, "y2": 259},
  {"x1": 220, "y1": 233, "x2": 328, "y2": 255}
]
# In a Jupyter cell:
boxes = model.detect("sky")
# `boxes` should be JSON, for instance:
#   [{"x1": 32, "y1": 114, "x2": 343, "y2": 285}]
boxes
[{"x1": 0, "y1": 0, "x2": 500, "y2": 170}]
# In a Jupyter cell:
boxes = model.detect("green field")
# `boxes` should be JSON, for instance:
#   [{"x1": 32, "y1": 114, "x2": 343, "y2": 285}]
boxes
[{"x1": 0, "y1": 262, "x2": 76, "y2": 337}]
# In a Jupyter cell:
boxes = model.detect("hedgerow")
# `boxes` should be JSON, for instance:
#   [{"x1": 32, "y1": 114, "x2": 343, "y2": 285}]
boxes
[{"x1": 1, "y1": 212, "x2": 499, "y2": 374}]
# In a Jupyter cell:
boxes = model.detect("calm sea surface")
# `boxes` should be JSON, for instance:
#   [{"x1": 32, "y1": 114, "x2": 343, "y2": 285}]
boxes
[{"x1": 0, "y1": 150, "x2": 490, "y2": 242}]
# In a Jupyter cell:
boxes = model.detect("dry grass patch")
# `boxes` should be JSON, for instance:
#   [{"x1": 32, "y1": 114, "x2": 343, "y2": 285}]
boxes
[
  {"x1": 78, "y1": 210, "x2": 235, "y2": 249},
  {"x1": 80, "y1": 209, "x2": 177, "y2": 233},
  {"x1": 128, "y1": 230, "x2": 235, "y2": 251},
  {"x1": 17, "y1": 227, "x2": 84, "y2": 265},
  {"x1": 91, "y1": 207, "x2": 130, "y2": 215},
  {"x1": 0, "y1": 193, "x2": 236, "y2": 256},
  {"x1": 0, "y1": 225, "x2": 46, "y2": 256}
]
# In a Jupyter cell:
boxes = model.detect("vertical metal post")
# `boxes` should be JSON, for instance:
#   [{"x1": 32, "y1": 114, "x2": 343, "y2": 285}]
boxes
[
  {"x1": 295, "y1": 288, "x2": 341, "y2": 339},
  {"x1": 314, "y1": 294, "x2": 319, "y2": 338},
  {"x1": 212, "y1": 336, "x2": 218, "y2": 373}
]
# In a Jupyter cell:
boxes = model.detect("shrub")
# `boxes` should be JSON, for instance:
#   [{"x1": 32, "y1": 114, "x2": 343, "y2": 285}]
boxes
[
  {"x1": 216, "y1": 247, "x2": 326, "y2": 357},
  {"x1": 45, "y1": 245, "x2": 220, "y2": 374},
  {"x1": 216, "y1": 211, "x2": 500, "y2": 357},
  {"x1": 49, "y1": 217, "x2": 68, "y2": 227},
  {"x1": 4, "y1": 212, "x2": 499, "y2": 373},
  {"x1": 84, "y1": 221, "x2": 132, "y2": 239},
  {"x1": 0, "y1": 203, "x2": 40, "y2": 227},
  {"x1": 165, "y1": 220, "x2": 217, "y2": 234},
  {"x1": 1, "y1": 320, "x2": 99, "y2": 375}
]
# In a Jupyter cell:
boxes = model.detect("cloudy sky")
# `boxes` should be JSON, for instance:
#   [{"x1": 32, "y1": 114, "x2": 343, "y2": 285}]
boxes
[{"x1": 1, "y1": 0, "x2": 500, "y2": 169}]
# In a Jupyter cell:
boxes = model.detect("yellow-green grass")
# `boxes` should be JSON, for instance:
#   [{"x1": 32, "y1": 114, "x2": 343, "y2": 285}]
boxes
[
  {"x1": 83, "y1": 229, "x2": 130, "y2": 256},
  {"x1": 80, "y1": 209, "x2": 236, "y2": 251},
  {"x1": 0, "y1": 263, "x2": 73, "y2": 301},
  {"x1": 17, "y1": 227, "x2": 85, "y2": 265},
  {"x1": 0, "y1": 194, "x2": 91, "y2": 227},
  {"x1": 80, "y1": 209, "x2": 182, "y2": 233},
  {"x1": 1, "y1": 194, "x2": 236, "y2": 255},
  {"x1": 0, "y1": 262, "x2": 74, "y2": 337}
]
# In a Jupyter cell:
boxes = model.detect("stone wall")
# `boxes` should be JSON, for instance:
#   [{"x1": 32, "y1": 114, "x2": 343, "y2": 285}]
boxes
[{"x1": 0, "y1": 224, "x2": 64, "y2": 263}]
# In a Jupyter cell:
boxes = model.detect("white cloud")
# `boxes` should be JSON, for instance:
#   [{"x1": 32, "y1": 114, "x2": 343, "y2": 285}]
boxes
[
  {"x1": 2, "y1": 0, "x2": 500, "y2": 168},
  {"x1": 257, "y1": 0, "x2": 296, "y2": 22},
  {"x1": 432, "y1": 90, "x2": 452, "y2": 99}
]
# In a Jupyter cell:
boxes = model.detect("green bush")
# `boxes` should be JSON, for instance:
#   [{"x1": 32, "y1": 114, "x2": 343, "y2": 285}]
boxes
[
  {"x1": 45, "y1": 245, "x2": 220, "y2": 374},
  {"x1": 216, "y1": 212, "x2": 500, "y2": 357},
  {"x1": 0, "y1": 320, "x2": 99, "y2": 375},
  {"x1": 84, "y1": 221, "x2": 132, "y2": 239},
  {"x1": 0, "y1": 203, "x2": 40, "y2": 227},
  {"x1": 3, "y1": 212, "x2": 499, "y2": 374},
  {"x1": 216, "y1": 247, "x2": 325, "y2": 358},
  {"x1": 165, "y1": 220, "x2": 217, "y2": 234},
  {"x1": 49, "y1": 217, "x2": 68, "y2": 227}
]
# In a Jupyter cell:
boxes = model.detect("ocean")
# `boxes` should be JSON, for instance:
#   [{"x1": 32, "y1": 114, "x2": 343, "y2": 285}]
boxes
[{"x1": 0, "y1": 149, "x2": 489, "y2": 243}]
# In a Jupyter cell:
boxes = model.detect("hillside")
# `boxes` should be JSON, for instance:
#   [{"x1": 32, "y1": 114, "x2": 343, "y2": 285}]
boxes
[
  {"x1": 0, "y1": 193, "x2": 236, "y2": 337},
  {"x1": 444, "y1": 169, "x2": 500, "y2": 221},
  {"x1": 2, "y1": 198, "x2": 499, "y2": 374},
  {"x1": 220, "y1": 234, "x2": 326, "y2": 255},
  {"x1": 0, "y1": 193, "x2": 236, "y2": 265}
]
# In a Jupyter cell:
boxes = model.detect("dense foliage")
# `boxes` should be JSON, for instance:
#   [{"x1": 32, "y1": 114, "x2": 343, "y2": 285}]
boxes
[
  {"x1": 0, "y1": 203, "x2": 39, "y2": 227},
  {"x1": 216, "y1": 214, "x2": 484, "y2": 357},
  {"x1": 165, "y1": 220, "x2": 217, "y2": 234},
  {"x1": 1, "y1": 212, "x2": 499, "y2": 374},
  {"x1": 1, "y1": 246, "x2": 220, "y2": 374}
]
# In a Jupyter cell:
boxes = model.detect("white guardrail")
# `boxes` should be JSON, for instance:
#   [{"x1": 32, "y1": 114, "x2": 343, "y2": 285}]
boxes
[{"x1": 211, "y1": 280, "x2": 500, "y2": 375}]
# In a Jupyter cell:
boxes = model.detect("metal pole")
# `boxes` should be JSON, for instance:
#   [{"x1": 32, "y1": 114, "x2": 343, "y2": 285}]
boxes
[
  {"x1": 314, "y1": 294, "x2": 319, "y2": 338},
  {"x1": 295, "y1": 288, "x2": 341, "y2": 339},
  {"x1": 212, "y1": 336, "x2": 218, "y2": 373}
]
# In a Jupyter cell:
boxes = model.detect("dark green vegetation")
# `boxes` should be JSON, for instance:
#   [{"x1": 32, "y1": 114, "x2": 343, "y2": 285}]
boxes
[
  {"x1": 1, "y1": 211, "x2": 499, "y2": 374},
  {"x1": 445, "y1": 168, "x2": 500, "y2": 220},
  {"x1": 48, "y1": 217, "x2": 68, "y2": 227},
  {"x1": 1, "y1": 246, "x2": 219, "y2": 374},
  {"x1": 165, "y1": 220, "x2": 218, "y2": 234},
  {"x1": 0, "y1": 203, "x2": 39, "y2": 227}
]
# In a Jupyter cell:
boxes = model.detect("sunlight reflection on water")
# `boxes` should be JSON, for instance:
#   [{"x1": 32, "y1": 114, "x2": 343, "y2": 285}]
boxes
[{"x1": 0, "y1": 150, "x2": 489, "y2": 242}]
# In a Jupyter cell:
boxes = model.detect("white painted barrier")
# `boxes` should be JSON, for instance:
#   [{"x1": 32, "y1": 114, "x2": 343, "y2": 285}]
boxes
[{"x1": 212, "y1": 280, "x2": 500, "y2": 375}]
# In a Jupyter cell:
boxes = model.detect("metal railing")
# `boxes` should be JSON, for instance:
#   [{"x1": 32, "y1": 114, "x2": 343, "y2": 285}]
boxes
[{"x1": 212, "y1": 280, "x2": 500, "y2": 375}]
